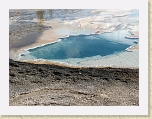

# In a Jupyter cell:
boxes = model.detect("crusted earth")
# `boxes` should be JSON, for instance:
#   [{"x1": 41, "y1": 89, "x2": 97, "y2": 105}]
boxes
[{"x1": 9, "y1": 59, "x2": 139, "y2": 106}]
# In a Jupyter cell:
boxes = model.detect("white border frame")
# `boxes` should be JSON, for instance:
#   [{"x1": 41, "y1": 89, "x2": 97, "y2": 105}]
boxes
[{"x1": 0, "y1": 0, "x2": 148, "y2": 115}]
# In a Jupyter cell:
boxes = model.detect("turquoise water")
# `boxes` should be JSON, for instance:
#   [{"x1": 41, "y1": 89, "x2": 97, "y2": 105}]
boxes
[{"x1": 20, "y1": 30, "x2": 137, "y2": 60}]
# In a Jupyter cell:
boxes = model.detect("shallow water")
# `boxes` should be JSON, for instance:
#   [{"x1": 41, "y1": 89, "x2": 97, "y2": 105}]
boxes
[{"x1": 20, "y1": 30, "x2": 137, "y2": 61}]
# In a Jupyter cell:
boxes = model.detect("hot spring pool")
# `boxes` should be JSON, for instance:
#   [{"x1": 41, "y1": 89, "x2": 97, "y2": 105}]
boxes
[{"x1": 19, "y1": 30, "x2": 138, "y2": 66}]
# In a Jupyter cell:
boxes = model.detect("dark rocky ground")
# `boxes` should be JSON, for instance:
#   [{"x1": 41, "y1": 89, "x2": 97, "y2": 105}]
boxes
[{"x1": 9, "y1": 59, "x2": 139, "y2": 106}]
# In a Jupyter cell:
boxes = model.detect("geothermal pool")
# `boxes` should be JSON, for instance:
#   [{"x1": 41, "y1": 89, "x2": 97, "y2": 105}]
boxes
[{"x1": 19, "y1": 30, "x2": 138, "y2": 67}]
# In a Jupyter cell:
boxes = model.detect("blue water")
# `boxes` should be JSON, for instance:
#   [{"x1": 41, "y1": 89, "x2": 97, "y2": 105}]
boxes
[{"x1": 20, "y1": 30, "x2": 137, "y2": 60}]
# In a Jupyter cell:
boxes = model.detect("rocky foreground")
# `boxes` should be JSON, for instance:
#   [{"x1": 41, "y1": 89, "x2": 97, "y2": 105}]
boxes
[{"x1": 9, "y1": 59, "x2": 139, "y2": 106}]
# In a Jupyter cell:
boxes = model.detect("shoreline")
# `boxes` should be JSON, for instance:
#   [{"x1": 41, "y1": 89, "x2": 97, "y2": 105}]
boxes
[
  {"x1": 14, "y1": 58, "x2": 139, "y2": 69},
  {"x1": 10, "y1": 58, "x2": 139, "y2": 69}
]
